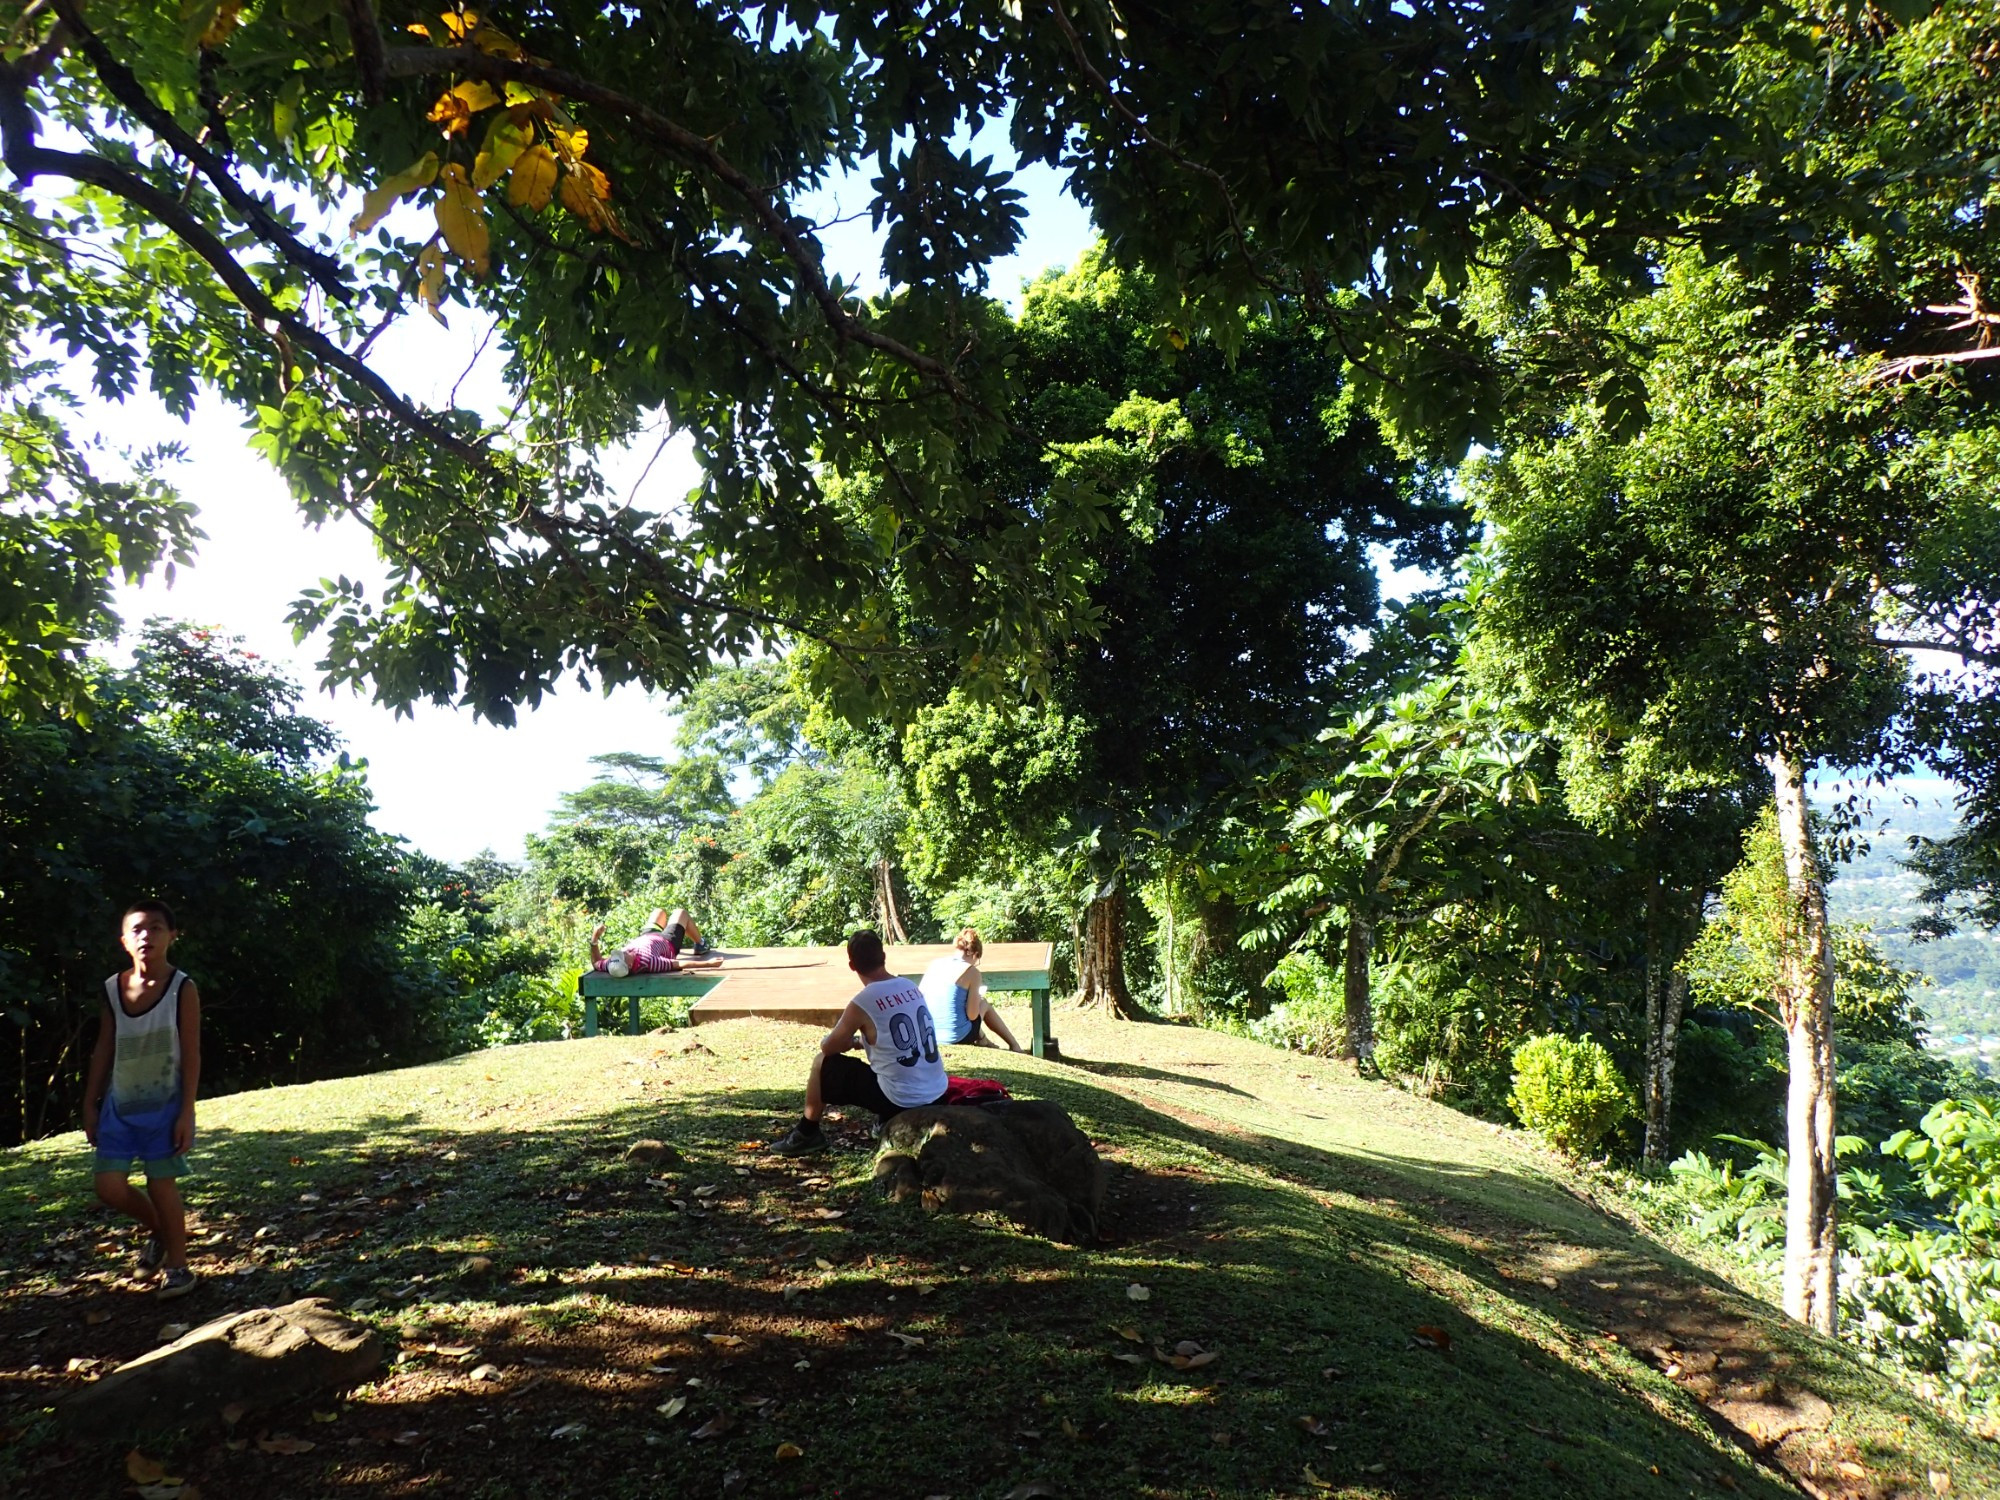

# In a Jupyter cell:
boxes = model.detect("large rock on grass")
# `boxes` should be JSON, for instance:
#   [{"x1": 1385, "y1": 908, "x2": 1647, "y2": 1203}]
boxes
[
  {"x1": 61, "y1": 1297, "x2": 383, "y2": 1435},
  {"x1": 874, "y1": 1100, "x2": 1107, "y2": 1242}
]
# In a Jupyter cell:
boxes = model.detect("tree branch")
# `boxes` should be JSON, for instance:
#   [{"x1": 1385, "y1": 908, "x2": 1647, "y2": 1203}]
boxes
[
  {"x1": 50, "y1": 0, "x2": 353, "y2": 304},
  {"x1": 380, "y1": 44, "x2": 979, "y2": 407},
  {"x1": 342, "y1": 0, "x2": 389, "y2": 104},
  {"x1": 1874, "y1": 634, "x2": 2000, "y2": 669}
]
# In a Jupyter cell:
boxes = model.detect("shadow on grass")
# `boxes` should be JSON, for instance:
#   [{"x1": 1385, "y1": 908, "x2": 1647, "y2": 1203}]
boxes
[
  {"x1": 1, "y1": 1068, "x2": 1808, "y2": 1500},
  {"x1": 1057, "y1": 1057, "x2": 1253, "y2": 1097}
]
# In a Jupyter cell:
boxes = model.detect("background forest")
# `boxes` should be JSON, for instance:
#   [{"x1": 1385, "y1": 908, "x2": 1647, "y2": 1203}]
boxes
[{"x1": 6, "y1": 0, "x2": 2000, "y2": 1455}]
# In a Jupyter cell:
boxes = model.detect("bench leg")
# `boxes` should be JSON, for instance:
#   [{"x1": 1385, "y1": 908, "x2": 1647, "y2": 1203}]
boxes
[
  {"x1": 628, "y1": 996, "x2": 642, "y2": 1036},
  {"x1": 1031, "y1": 987, "x2": 1058, "y2": 1060},
  {"x1": 582, "y1": 997, "x2": 599, "y2": 1038}
]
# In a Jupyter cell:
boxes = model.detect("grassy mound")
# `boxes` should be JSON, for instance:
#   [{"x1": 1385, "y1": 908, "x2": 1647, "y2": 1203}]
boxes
[{"x1": 2, "y1": 1010, "x2": 1991, "y2": 1499}]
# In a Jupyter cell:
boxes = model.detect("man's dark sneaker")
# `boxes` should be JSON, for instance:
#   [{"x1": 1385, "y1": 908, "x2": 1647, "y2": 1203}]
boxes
[
  {"x1": 135, "y1": 1235, "x2": 164, "y2": 1274},
  {"x1": 771, "y1": 1120, "x2": 827, "y2": 1157},
  {"x1": 155, "y1": 1266, "x2": 199, "y2": 1301}
]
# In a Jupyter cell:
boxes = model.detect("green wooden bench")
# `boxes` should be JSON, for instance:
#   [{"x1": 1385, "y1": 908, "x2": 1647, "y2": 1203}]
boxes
[{"x1": 575, "y1": 941, "x2": 1060, "y2": 1058}]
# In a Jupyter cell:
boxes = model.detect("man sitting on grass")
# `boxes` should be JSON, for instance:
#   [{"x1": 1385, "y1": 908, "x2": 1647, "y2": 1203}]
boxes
[{"x1": 771, "y1": 929, "x2": 946, "y2": 1156}]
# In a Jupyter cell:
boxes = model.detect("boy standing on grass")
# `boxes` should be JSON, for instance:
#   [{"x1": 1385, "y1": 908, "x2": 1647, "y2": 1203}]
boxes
[{"x1": 81, "y1": 900, "x2": 202, "y2": 1300}]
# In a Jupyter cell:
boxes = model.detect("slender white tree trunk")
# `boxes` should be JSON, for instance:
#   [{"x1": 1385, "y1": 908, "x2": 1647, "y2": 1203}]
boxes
[{"x1": 1767, "y1": 750, "x2": 1839, "y2": 1334}]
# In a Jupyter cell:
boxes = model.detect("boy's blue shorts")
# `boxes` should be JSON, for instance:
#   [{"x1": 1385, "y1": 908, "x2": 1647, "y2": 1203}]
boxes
[{"x1": 93, "y1": 1096, "x2": 189, "y2": 1179}]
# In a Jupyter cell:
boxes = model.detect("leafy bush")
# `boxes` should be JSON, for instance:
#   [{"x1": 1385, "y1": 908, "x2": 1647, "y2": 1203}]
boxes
[
  {"x1": 1507, "y1": 1033, "x2": 1635, "y2": 1157},
  {"x1": 1254, "y1": 952, "x2": 1347, "y2": 1055},
  {"x1": 1840, "y1": 1235, "x2": 2000, "y2": 1433}
]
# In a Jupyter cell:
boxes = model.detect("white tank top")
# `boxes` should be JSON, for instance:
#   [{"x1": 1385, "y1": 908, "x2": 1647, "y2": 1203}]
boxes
[
  {"x1": 103, "y1": 969, "x2": 187, "y2": 1115},
  {"x1": 853, "y1": 977, "x2": 947, "y2": 1107}
]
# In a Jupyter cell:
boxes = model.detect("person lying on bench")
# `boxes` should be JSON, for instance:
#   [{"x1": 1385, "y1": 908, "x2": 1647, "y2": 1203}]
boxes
[
  {"x1": 920, "y1": 927, "x2": 1023, "y2": 1051},
  {"x1": 589, "y1": 908, "x2": 724, "y2": 977},
  {"x1": 771, "y1": 929, "x2": 945, "y2": 1156}
]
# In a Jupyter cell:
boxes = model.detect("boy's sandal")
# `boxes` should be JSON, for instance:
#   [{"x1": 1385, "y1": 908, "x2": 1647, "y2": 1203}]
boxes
[
  {"x1": 135, "y1": 1235, "x2": 165, "y2": 1273},
  {"x1": 155, "y1": 1267, "x2": 199, "y2": 1301}
]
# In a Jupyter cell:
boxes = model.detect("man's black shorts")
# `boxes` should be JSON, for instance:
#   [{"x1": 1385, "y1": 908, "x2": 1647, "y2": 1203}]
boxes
[{"x1": 821, "y1": 1053, "x2": 945, "y2": 1122}]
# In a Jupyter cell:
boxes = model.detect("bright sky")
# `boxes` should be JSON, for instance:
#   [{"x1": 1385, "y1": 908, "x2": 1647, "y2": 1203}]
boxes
[{"x1": 102, "y1": 159, "x2": 1095, "y2": 864}]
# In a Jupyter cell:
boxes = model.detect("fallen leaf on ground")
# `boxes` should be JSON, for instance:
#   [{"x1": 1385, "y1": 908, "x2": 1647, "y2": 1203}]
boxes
[
  {"x1": 1002, "y1": 1485, "x2": 1057, "y2": 1499},
  {"x1": 887, "y1": 1331, "x2": 925, "y2": 1348},
  {"x1": 126, "y1": 1452, "x2": 171, "y2": 1484},
  {"x1": 775, "y1": 1442, "x2": 803, "y2": 1460},
  {"x1": 1109, "y1": 1352, "x2": 1147, "y2": 1366},
  {"x1": 693, "y1": 1185, "x2": 721, "y2": 1199},
  {"x1": 157, "y1": 1322, "x2": 190, "y2": 1341},
  {"x1": 1837, "y1": 1461, "x2": 1867, "y2": 1479},
  {"x1": 657, "y1": 1396, "x2": 687, "y2": 1418},
  {"x1": 312, "y1": 1410, "x2": 339, "y2": 1423},
  {"x1": 692, "y1": 1413, "x2": 736, "y2": 1440},
  {"x1": 1297, "y1": 1415, "x2": 1329, "y2": 1438},
  {"x1": 1111, "y1": 1325, "x2": 1143, "y2": 1343},
  {"x1": 549, "y1": 1422, "x2": 587, "y2": 1439},
  {"x1": 704, "y1": 1333, "x2": 745, "y2": 1348},
  {"x1": 1212, "y1": 1430, "x2": 1232, "y2": 1447},
  {"x1": 1413, "y1": 1324, "x2": 1453, "y2": 1351},
  {"x1": 1125, "y1": 1284, "x2": 1151, "y2": 1302},
  {"x1": 219, "y1": 1402, "x2": 247, "y2": 1425},
  {"x1": 1303, "y1": 1470, "x2": 1332, "y2": 1493},
  {"x1": 815, "y1": 1258, "x2": 835, "y2": 1270},
  {"x1": 812, "y1": 1208, "x2": 845, "y2": 1220},
  {"x1": 256, "y1": 1435, "x2": 316, "y2": 1455},
  {"x1": 1174, "y1": 1340, "x2": 1203, "y2": 1357},
  {"x1": 135, "y1": 1484, "x2": 195, "y2": 1500},
  {"x1": 1929, "y1": 1472, "x2": 1951, "y2": 1495},
  {"x1": 85, "y1": 1309, "x2": 111, "y2": 1325}
]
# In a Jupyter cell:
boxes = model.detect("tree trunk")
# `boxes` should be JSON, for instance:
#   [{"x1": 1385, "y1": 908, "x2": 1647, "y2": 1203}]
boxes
[
  {"x1": 1341, "y1": 914, "x2": 1377, "y2": 1071},
  {"x1": 1076, "y1": 887, "x2": 1145, "y2": 1018},
  {"x1": 1644, "y1": 969, "x2": 1688, "y2": 1167},
  {"x1": 1767, "y1": 750, "x2": 1839, "y2": 1335},
  {"x1": 873, "y1": 856, "x2": 909, "y2": 944}
]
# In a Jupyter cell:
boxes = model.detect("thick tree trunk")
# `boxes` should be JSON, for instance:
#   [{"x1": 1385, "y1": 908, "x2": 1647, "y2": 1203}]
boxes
[
  {"x1": 1341, "y1": 915, "x2": 1377, "y2": 1070},
  {"x1": 1767, "y1": 750, "x2": 1839, "y2": 1335},
  {"x1": 1076, "y1": 887, "x2": 1144, "y2": 1018}
]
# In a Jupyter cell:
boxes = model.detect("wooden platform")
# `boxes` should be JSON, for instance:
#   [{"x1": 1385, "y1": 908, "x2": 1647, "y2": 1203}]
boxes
[{"x1": 576, "y1": 942, "x2": 1058, "y2": 1057}]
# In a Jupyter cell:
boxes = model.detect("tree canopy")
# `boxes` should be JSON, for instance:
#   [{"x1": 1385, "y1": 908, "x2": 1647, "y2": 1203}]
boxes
[{"x1": 6, "y1": 0, "x2": 1985, "y2": 725}]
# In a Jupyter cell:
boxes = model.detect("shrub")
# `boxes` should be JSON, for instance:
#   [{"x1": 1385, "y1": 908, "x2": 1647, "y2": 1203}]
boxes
[{"x1": 1507, "y1": 1033, "x2": 1635, "y2": 1157}]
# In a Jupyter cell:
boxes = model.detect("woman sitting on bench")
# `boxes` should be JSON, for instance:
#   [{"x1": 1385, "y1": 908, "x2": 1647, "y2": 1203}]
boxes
[{"x1": 919, "y1": 927, "x2": 1023, "y2": 1050}]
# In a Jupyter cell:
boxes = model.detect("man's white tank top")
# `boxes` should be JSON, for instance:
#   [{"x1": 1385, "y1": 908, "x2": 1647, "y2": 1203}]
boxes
[{"x1": 853, "y1": 977, "x2": 947, "y2": 1106}]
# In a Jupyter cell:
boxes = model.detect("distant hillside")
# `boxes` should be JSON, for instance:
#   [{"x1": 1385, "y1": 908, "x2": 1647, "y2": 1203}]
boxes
[{"x1": 1821, "y1": 785, "x2": 2000, "y2": 1061}]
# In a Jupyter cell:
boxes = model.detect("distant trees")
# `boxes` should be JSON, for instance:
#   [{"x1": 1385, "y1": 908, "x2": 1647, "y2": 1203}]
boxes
[{"x1": 0, "y1": 623, "x2": 464, "y2": 1145}]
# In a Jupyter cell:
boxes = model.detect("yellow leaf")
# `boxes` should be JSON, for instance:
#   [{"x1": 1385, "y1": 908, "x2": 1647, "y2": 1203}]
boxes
[
  {"x1": 507, "y1": 144, "x2": 558, "y2": 211},
  {"x1": 439, "y1": 10, "x2": 482, "y2": 40},
  {"x1": 559, "y1": 161, "x2": 614, "y2": 232},
  {"x1": 125, "y1": 1451, "x2": 169, "y2": 1484},
  {"x1": 1304, "y1": 1464, "x2": 1333, "y2": 1491},
  {"x1": 473, "y1": 120, "x2": 529, "y2": 190},
  {"x1": 351, "y1": 151, "x2": 441, "y2": 236},
  {"x1": 451, "y1": 79, "x2": 503, "y2": 113},
  {"x1": 407, "y1": 22, "x2": 432, "y2": 37},
  {"x1": 470, "y1": 25, "x2": 525, "y2": 58},
  {"x1": 427, "y1": 92, "x2": 473, "y2": 136},
  {"x1": 775, "y1": 1442, "x2": 803, "y2": 1461},
  {"x1": 199, "y1": 1, "x2": 245, "y2": 48},
  {"x1": 504, "y1": 83, "x2": 545, "y2": 107},
  {"x1": 418, "y1": 242, "x2": 450, "y2": 317},
  {"x1": 435, "y1": 164, "x2": 490, "y2": 275},
  {"x1": 549, "y1": 125, "x2": 589, "y2": 164}
]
